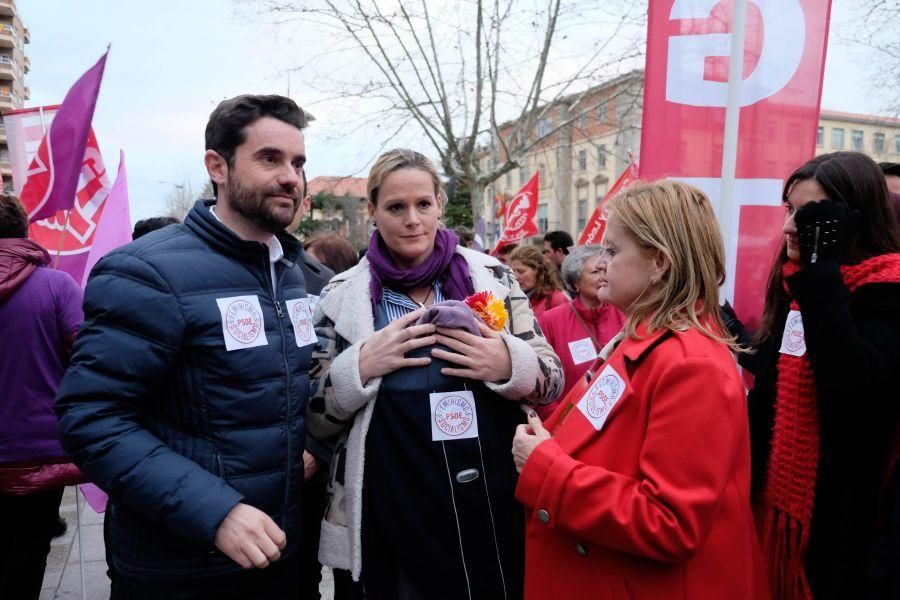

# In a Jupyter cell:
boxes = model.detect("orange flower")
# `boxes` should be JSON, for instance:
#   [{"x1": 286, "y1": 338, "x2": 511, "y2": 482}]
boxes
[{"x1": 464, "y1": 291, "x2": 508, "y2": 332}]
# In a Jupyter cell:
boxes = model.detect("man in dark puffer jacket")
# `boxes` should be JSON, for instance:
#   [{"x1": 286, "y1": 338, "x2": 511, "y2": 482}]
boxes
[{"x1": 55, "y1": 95, "x2": 332, "y2": 599}]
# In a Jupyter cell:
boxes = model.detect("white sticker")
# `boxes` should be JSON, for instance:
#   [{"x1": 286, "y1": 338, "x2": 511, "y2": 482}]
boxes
[
  {"x1": 216, "y1": 295, "x2": 268, "y2": 352},
  {"x1": 285, "y1": 298, "x2": 316, "y2": 348},
  {"x1": 568, "y1": 337, "x2": 598, "y2": 365},
  {"x1": 577, "y1": 363, "x2": 626, "y2": 432},
  {"x1": 779, "y1": 310, "x2": 806, "y2": 357},
  {"x1": 430, "y1": 390, "x2": 479, "y2": 442}
]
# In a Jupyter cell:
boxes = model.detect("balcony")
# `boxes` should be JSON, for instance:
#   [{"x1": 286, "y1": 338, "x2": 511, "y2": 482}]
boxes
[
  {"x1": 0, "y1": 94, "x2": 14, "y2": 112},
  {"x1": 0, "y1": 1, "x2": 14, "y2": 18},
  {"x1": 0, "y1": 24, "x2": 14, "y2": 49}
]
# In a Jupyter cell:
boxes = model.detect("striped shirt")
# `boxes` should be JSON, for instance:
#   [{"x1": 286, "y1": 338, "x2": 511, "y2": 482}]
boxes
[{"x1": 381, "y1": 281, "x2": 445, "y2": 322}]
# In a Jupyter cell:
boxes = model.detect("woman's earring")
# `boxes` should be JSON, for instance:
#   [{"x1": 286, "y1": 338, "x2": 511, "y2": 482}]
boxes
[{"x1": 650, "y1": 277, "x2": 657, "y2": 285}]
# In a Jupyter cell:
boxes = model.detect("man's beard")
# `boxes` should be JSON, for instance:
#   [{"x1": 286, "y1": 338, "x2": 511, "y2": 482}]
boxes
[{"x1": 225, "y1": 174, "x2": 300, "y2": 234}]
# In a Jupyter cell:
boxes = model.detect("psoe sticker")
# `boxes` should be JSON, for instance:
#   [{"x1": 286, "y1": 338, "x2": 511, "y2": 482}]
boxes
[
  {"x1": 568, "y1": 337, "x2": 598, "y2": 365},
  {"x1": 216, "y1": 295, "x2": 268, "y2": 352},
  {"x1": 779, "y1": 310, "x2": 806, "y2": 357},
  {"x1": 285, "y1": 298, "x2": 316, "y2": 348},
  {"x1": 430, "y1": 391, "x2": 479, "y2": 442},
  {"x1": 577, "y1": 363, "x2": 626, "y2": 431}
]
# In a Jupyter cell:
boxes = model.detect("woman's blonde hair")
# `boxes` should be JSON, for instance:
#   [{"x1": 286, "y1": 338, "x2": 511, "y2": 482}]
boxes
[
  {"x1": 508, "y1": 244, "x2": 564, "y2": 300},
  {"x1": 605, "y1": 179, "x2": 738, "y2": 350},
  {"x1": 367, "y1": 148, "x2": 447, "y2": 206}
]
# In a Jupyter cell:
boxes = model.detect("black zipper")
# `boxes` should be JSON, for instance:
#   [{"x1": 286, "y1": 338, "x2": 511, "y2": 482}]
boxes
[{"x1": 263, "y1": 255, "x2": 293, "y2": 531}]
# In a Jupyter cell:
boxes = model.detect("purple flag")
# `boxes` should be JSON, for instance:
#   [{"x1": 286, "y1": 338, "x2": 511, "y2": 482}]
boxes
[
  {"x1": 82, "y1": 150, "x2": 130, "y2": 286},
  {"x1": 20, "y1": 50, "x2": 108, "y2": 222}
]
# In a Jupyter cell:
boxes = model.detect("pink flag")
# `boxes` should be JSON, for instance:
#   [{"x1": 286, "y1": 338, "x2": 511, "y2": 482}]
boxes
[
  {"x1": 82, "y1": 150, "x2": 130, "y2": 286},
  {"x1": 19, "y1": 50, "x2": 108, "y2": 222},
  {"x1": 78, "y1": 483, "x2": 108, "y2": 514}
]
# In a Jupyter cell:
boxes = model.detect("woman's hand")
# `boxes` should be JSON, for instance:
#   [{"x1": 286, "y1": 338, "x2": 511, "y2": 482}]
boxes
[
  {"x1": 512, "y1": 409, "x2": 551, "y2": 473},
  {"x1": 432, "y1": 321, "x2": 512, "y2": 382},
  {"x1": 358, "y1": 309, "x2": 437, "y2": 385}
]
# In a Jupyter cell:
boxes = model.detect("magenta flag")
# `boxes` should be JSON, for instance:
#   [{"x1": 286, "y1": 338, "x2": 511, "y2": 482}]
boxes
[
  {"x1": 81, "y1": 150, "x2": 130, "y2": 286},
  {"x1": 20, "y1": 50, "x2": 108, "y2": 223}
]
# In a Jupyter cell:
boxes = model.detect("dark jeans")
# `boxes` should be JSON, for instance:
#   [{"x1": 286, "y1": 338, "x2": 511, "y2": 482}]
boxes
[
  {"x1": 0, "y1": 487, "x2": 65, "y2": 600},
  {"x1": 110, "y1": 551, "x2": 301, "y2": 600}
]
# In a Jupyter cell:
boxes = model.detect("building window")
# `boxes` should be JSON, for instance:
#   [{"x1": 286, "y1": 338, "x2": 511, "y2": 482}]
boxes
[
  {"x1": 519, "y1": 168, "x2": 526, "y2": 185},
  {"x1": 536, "y1": 117, "x2": 552, "y2": 139},
  {"x1": 831, "y1": 128, "x2": 844, "y2": 149},
  {"x1": 576, "y1": 113, "x2": 587, "y2": 130},
  {"x1": 577, "y1": 199, "x2": 588, "y2": 231},
  {"x1": 874, "y1": 132, "x2": 885, "y2": 154},
  {"x1": 595, "y1": 182, "x2": 608, "y2": 206},
  {"x1": 816, "y1": 126, "x2": 824, "y2": 147},
  {"x1": 578, "y1": 149, "x2": 587, "y2": 171},
  {"x1": 851, "y1": 130, "x2": 864, "y2": 151},
  {"x1": 537, "y1": 204, "x2": 549, "y2": 233},
  {"x1": 598, "y1": 145, "x2": 607, "y2": 168},
  {"x1": 597, "y1": 102, "x2": 608, "y2": 123},
  {"x1": 895, "y1": 135, "x2": 900, "y2": 154}
]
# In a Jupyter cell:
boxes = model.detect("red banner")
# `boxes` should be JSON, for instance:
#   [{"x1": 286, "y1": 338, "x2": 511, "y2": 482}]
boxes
[
  {"x1": 577, "y1": 159, "x2": 639, "y2": 245},
  {"x1": 491, "y1": 172, "x2": 540, "y2": 254},
  {"x1": 640, "y1": 0, "x2": 831, "y2": 329},
  {"x1": 28, "y1": 128, "x2": 113, "y2": 285}
]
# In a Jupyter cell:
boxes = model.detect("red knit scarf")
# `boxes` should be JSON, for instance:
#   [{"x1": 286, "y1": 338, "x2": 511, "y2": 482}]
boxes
[{"x1": 758, "y1": 254, "x2": 900, "y2": 599}]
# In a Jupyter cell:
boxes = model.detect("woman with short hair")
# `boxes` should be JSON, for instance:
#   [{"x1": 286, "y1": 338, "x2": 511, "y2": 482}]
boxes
[{"x1": 512, "y1": 180, "x2": 768, "y2": 599}]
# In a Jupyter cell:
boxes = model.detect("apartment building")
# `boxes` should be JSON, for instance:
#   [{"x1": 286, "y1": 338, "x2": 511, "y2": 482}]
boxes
[
  {"x1": 480, "y1": 72, "x2": 900, "y2": 247},
  {"x1": 0, "y1": 0, "x2": 29, "y2": 192}
]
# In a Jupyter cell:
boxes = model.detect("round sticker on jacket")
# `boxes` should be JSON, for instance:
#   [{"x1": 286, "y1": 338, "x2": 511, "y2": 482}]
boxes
[
  {"x1": 779, "y1": 310, "x2": 806, "y2": 357},
  {"x1": 226, "y1": 300, "x2": 263, "y2": 344},
  {"x1": 585, "y1": 374, "x2": 620, "y2": 419},
  {"x1": 434, "y1": 395, "x2": 475, "y2": 436},
  {"x1": 291, "y1": 301, "x2": 311, "y2": 340}
]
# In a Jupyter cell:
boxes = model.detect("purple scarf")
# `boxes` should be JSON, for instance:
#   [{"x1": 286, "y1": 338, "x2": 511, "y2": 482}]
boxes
[{"x1": 367, "y1": 228, "x2": 474, "y2": 309}]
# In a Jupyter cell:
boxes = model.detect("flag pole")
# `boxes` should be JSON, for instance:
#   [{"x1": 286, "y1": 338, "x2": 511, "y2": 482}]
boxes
[
  {"x1": 52, "y1": 210, "x2": 70, "y2": 269},
  {"x1": 718, "y1": 0, "x2": 749, "y2": 305}
]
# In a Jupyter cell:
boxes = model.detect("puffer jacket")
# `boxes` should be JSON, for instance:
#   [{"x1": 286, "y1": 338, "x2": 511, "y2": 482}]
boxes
[{"x1": 55, "y1": 200, "x2": 332, "y2": 581}]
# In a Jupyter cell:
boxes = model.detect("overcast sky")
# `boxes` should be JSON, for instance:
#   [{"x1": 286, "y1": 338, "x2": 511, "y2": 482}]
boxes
[{"x1": 21, "y1": 1, "x2": 883, "y2": 224}]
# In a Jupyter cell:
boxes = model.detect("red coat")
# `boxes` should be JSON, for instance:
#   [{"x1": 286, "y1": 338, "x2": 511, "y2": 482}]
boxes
[
  {"x1": 537, "y1": 297, "x2": 626, "y2": 419},
  {"x1": 516, "y1": 323, "x2": 769, "y2": 600}
]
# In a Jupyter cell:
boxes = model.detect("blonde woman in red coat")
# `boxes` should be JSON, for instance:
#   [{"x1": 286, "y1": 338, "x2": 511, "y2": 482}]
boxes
[{"x1": 512, "y1": 180, "x2": 769, "y2": 600}]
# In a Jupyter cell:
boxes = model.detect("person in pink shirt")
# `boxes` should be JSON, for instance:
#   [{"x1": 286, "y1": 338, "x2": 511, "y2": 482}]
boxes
[{"x1": 509, "y1": 245, "x2": 568, "y2": 318}]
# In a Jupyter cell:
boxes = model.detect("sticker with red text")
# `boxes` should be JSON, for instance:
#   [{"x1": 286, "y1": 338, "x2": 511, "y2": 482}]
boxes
[
  {"x1": 216, "y1": 295, "x2": 268, "y2": 351},
  {"x1": 430, "y1": 391, "x2": 479, "y2": 442},
  {"x1": 779, "y1": 310, "x2": 806, "y2": 357},
  {"x1": 285, "y1": 298, "x2": 316, "y2": 348},
  {"x1": 577, "y1": 363, "x2": 626, "y2": 431}
]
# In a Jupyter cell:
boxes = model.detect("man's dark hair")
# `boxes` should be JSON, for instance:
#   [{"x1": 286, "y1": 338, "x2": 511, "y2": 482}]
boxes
[
  {"x1": 0, "y1": 194, "x2": 29, "y2": 238},
  {"x1": 454, "y1": 226, "x2": 474, "y2": 246},
  {"x1": 880, "y1": 162, "x2": 900, "y2": 178},
  {"x1": 133, "y1": 216, "x2": 180, "y2": 240},
  {"x1": 544, "y1": 230, "x2": 574, "y2": 254},
  {"x1": 205, "y1": 94, "x2": 308, "y2": 196}
]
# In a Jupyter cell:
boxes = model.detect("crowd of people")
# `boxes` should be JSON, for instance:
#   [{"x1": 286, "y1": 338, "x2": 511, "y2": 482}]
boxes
[{"x1": 0, "y1": 92, "x2": 898, "y2": 600}]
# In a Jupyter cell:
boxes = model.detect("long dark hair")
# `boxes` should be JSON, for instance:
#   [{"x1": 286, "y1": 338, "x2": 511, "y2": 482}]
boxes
[{"x1": 758, "y1": 152, "x2": 900, "y2": 339}]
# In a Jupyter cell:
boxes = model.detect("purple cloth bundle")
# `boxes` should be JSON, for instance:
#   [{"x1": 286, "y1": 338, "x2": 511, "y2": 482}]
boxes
[{"x1": 415, "y1": 300, "x2": 483, "y2": 336}]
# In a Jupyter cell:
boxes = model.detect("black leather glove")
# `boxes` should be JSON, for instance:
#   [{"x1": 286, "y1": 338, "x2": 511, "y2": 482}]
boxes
[{"x1": 794, "y1": 199, "x2": 858, "y2": 265}]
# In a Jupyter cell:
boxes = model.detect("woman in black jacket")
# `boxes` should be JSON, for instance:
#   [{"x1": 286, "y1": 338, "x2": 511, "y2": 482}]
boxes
[{"x1": 724, "y1": 151, "x2": 900, "y2": 599}]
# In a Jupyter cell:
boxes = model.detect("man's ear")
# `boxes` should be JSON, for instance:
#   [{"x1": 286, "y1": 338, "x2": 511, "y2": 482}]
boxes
[{"x1": 204, "y1": 150, "x2": 227, "y2": 192}]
